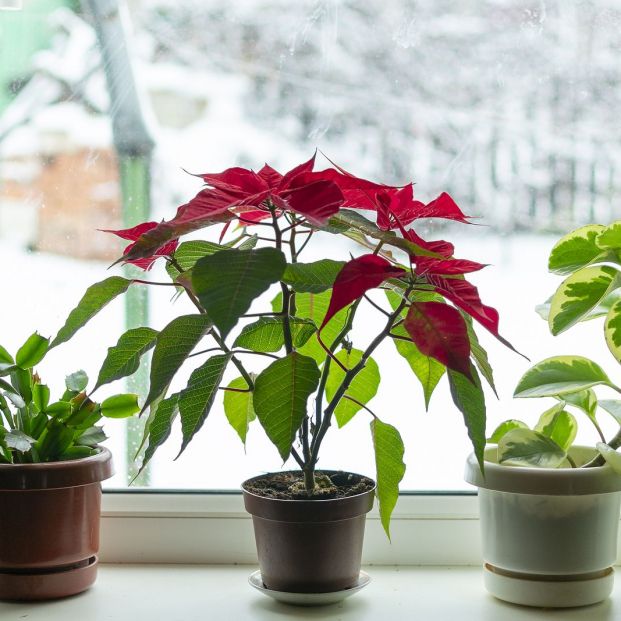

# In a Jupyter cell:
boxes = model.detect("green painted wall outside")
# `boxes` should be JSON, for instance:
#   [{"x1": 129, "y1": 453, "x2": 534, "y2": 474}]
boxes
[{"x1": 0, "y1": 0, "x2": 74, "y2": 110}]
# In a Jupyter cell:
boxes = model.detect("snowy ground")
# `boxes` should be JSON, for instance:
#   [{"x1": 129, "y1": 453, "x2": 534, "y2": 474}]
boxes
[{"x1": 3, "y1": 229, "x2": 618, "y2": 492}]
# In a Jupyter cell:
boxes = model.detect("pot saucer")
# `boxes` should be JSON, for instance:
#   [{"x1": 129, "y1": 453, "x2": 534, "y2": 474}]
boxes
[{"x1": 248, "y1": 570, "x2": 371, "y2": 606}]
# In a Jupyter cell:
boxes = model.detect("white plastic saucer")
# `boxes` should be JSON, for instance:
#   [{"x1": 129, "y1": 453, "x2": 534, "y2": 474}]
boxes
[{"x1": 248, "y1": 570, "x2": 371, "y2": 606}]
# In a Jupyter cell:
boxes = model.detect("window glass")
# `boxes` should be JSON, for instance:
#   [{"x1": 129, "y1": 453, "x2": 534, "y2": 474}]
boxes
[{"x1": 2, "y1": 0, "x2": 620, "y2": 489}]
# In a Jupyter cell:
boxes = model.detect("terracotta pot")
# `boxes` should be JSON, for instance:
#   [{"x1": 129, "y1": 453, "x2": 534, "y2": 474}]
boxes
[
  {"x1": 242, "y1": 470, "x2": 375, "y2": 593},
  {"x1": 465, "y1": 445, "x2": 621, "y2": 608},
  {"x1": 0, "y1": 447, "x2": 113, "y2": 601}
]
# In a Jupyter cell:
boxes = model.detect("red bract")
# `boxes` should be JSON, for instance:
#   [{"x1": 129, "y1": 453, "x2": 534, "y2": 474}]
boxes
[
  {"x1": 104, "y1": 222, "x2": 179, "y2": 271},
  {"x1": 404, "y1": 301, "x2": 472, "y2": 378},
  {"x1": 405, "y1": 192, "x2": 472, "y2": 225},
  {"x1": 403, "y1": 228, "x2": 454, "y2": 258},
  {"x1": 111, "y1": 156, "x2": 346, "y2": 265},
  {"x1": 415, "y1": 257, "x2": 487, "y2": 276},
  {"x1": 320, "y1": 255, "x2": 406, "y2": 330},
  {"x1": 307, "y1": 166, "x2": 393, "y2": 211},
  {"x1": 337, "y1": 180, "x2": 471, "y2": 231},
  {"x1": 199, "y1": 155, "x2": 344, "y2": 226},
  {"x1": 431, "y1": 276, "x2": 499, "y2": 336}
]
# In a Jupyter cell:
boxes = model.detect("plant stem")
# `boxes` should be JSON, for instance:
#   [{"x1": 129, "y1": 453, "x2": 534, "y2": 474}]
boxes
[
  {"x1": 291, "y1": 447, "x2": 305, "y2": 469},
  {"x1": 363, "y1": 293, "x2": 391, "y2": 317},
  {"x1": 566, "y1": 454, "x2": 578, "y2": 468},
  {"x1": 269, "y1": 206, "x2": 294, "y2": 355},
  {"x1": 314, "y1": 299, "x2": 361, "y2": 431},
  {"x1": 309, "y1": 296, "x2": 408, "y2": 468},
  {"x1": 342, "y1": 394, "x2": 378, "y2": 418},
  {"x1": 583, "y1": 426, "x2": 621, "y2": 468},
  {"x1": 231, "y1": 349, "x2": 279, "y2": 360},
  {"x1": 188, "y1": 346, "x2": 224, "y2": 358}
]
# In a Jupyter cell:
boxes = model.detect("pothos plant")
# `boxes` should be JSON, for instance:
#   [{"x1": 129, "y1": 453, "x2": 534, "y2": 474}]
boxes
[
  {"x1": 0, "y1": 332, "x2": 140, "y2": 463},
  {"x1": 489, "y1": 222, "x2": 621, "y2": 472},
  {"x1": 55, "y1": 155, "x2": 516, "y2": 532}
]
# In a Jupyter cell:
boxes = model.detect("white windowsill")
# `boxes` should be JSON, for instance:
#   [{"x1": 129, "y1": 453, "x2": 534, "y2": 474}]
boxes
[{"x1": 1, "y1": 564, "x2": 617, "y2": 620}]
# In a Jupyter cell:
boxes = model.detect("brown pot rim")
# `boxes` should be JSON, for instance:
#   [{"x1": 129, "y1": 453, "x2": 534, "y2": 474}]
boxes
[
  {"x1": 0, "y1": 447, "x2": 114, "y2": 491},
  {"x1": 242, "y1": 469, "x2": 376, "y2": 522}
]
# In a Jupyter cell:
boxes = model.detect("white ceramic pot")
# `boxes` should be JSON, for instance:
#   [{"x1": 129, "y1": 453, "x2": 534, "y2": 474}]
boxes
[{"x1": 465, "y1": 446, "x2": 621, "y2": 608}]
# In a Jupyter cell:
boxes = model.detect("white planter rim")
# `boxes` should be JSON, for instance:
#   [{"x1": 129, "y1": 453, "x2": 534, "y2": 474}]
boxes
[{"x1": 465, "y1": 446, "x2": 621, "y2": 496}]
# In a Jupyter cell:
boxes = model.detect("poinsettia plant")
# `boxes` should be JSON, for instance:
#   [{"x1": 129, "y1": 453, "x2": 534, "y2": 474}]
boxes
[
  {"x1": 490, "y1": 222, "x2": 621, "y2": 472},
  {"x1": 55, "y1": 154, "x2": 515, "y2": 531}
]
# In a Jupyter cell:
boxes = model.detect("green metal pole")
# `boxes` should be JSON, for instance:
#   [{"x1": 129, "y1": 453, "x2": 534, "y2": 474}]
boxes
[
  {"x1": 119, "y1": 156, "x2": 151, "y2": 486},
  {"x1": 83, "y1": 0, "x2": 155, "y2": 486}
]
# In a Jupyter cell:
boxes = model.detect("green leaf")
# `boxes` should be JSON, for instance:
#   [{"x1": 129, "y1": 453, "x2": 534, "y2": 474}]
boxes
[
  {"x1": 237, "y1": 234, "x2": 259, "y2": 250},
  {"x1": 514, "y1": 356, "x2": 614, "y2": 398},
  {"x1": 10, "y1": 368, "x2": 31, "y2": 404},
  {"x1": 391, "y1": 326, "x2": 445, "y2": 409},
  {"x1": 488, "y1": 419, "x2": 529, "y2": 443},
  {"x1": 15, "y1": 333, "x2": 49, "y2": 369},
  {"x1": 325, "y1": 349, "x2": 380, "y2": 427},
  {"x1": 273, "y1": 290, "x2": 348, "y2": 363},
  {"x1": 101, "y1": 394, "x2": 140, "y2": 418},
  {"x1": 0, "y1": 363, "x2": 16, "y2": 378},
  {"x1": 561, "y1": 389, "x2": 597, "y2": 418},
  {"x1": 166, "y1": 240, "x2": 227, "y2": 280},
  {"x1": 65, "y1": 370, "x2": 88, "y2": 392},
  {"x1": 605, "y1": 298, "x2": 621, "y2": 363},
  {"x1": 95, "y1": 327, "x2": 158, "y2": 390},
  {"x1": 0, "y1": 345, "x2": 13, "y2": 365},
  {"x1": 142, "y1": 314, "x2": 212, "y2": 413},
  {"x1": 596, "y1": 221, "x2": 621, "y2": 250},
  {"x1": 177, "y1": 354, "x2": 230, "y2": 456},
  {"x1": 448, "y1": 365, "x2": 486, "y2": 472},
  {"x1": 385, "y1": 290, "x2": 445, "y2": 408},
  {"x1": 371, "y1": 418, "x2": 406, "y2": 538},
  {"x1": 76, "y1": 426, "x2": 107, "y2": 446},
  {"x1": 36, "y1": 420, "x2": 75, "y2": 460},
  {"x1": 4, "y1": 391, "x2": 25, "y2": 409},
  {"x1": 45, "y1": 401, "x2": 72, "y2": 420},
  {"x1": 233, "y1": 317, "x2": 316, "y2": 352},
  {"x1": 141, "y1": 394, "x2": 179, "y2": 471},
  {"x1": 32, "y1": 383, "x2": 50, "y2": 412},
  {"x1": 51, "y1": 276, "x2": 132, "y2": 348},
  {"x1": 254, "y1": 352, "x2": 320, "y2": 461},
  {"x1": 538, "y1": 290, "x2": 621, "y2": 323},
  {"x1": 223, "y1": 376, "x2": 256, "y2": 444},
  {"x1": 598, "y1": 400, "x2": 621, "y2": 426},
  {"x1": 30, "y1": 412, "x2": 48, "y2": 439},
  {"x1": 499, "y1": 428, "x2": 567, "y2": 467},
  {"x1": 596, "y1": 442, "x2": 621, "y2": 475},
  {"x1": 548, "y1": 265, "x2": 621, "y2": 335},
  {"x1": 534, "y1": 404, "x2": 577, "y2": 452},
  {"x1": 192, "y1": 247, "x2": 286, "y2": 338},
  {"x1": 5, "y1": 429, "x2": 35, "y2": 452},
  {"x1": 548, "y1": 224, "x2": 606, "y2": 275},
  {"x1": 282, "y1": 260, "x2": 346, "y2": 293},
  {"x1": 58, "y1": 446, "x2": 98, "y2": 460},
  {"x1": 466, "y1": 323, "x2": 497, "y2": 396}
]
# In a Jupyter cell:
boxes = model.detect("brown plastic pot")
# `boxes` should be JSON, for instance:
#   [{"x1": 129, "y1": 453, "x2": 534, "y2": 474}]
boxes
[
  {"x1": 0, "y1": 447, "x2": 113, "y2": 601},
  {"x1": 242, "y1": 470, "x2": 375, "y2": 593}
]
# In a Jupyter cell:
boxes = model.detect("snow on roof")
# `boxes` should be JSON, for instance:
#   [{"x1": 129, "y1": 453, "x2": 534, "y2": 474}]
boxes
[{"x1": 2, "y1": 102, "x2": 112, "y2": 159}]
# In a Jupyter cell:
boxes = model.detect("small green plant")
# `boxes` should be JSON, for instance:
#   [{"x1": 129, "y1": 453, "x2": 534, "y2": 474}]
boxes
[
  {"x1": 491, "y1": 222, "x2": 621, "y2": 471},
  {"x1": 0, "y1": 333, "x2": 140, "y2": 463}
]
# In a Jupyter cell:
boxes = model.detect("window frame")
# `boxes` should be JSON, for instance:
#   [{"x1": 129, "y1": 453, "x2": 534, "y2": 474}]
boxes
[{"x1": 100, "y1": 490, "x2": 482, "y2": 564}]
